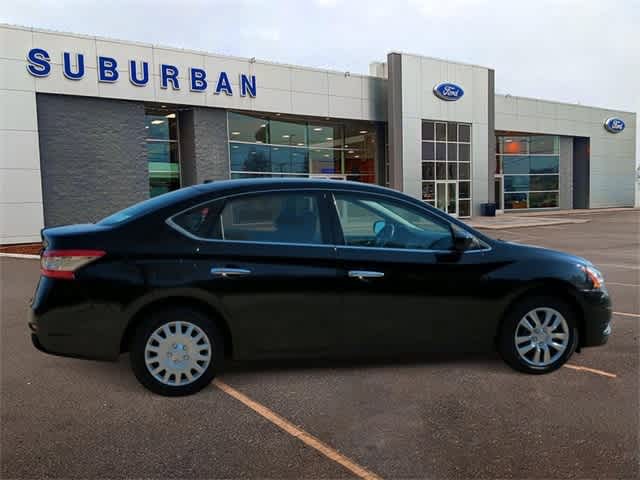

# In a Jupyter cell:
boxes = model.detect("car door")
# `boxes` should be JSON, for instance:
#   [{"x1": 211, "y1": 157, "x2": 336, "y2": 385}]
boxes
[
  {"x1": 169, "y1": 189, "x2": 341, "y2": 359},
  {"x1": 329, "y1": 190, "x2": 501, "y2": 354}
]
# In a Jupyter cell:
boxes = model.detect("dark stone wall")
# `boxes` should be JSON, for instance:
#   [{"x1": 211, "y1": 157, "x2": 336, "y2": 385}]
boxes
[{"x1": 36, "y1": 93, "x2": 147, "y2": 226}]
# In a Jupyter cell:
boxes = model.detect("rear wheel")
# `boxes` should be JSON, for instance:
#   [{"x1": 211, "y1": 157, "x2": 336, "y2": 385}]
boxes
[
  {"x1": 498, "y1": 296, "x2": 578, "y2": 374},
  {"x1": 130, "y1": 307, "x2": 224, "y2": 396}
]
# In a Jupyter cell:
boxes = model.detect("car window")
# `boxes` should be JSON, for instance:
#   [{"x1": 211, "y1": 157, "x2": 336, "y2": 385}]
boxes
[
  {"x1": 220, "y1": 192, "x2": 324, "y2": 244},
  {"x1": 333, "y1": 192, "x2": 454, "y2": 251},
  {"x1": 99, "y1": 187, "x2": 198, "y2": 225},
  {"x1": 171, "y1": 192, "x2": 325, "y2": 245}
]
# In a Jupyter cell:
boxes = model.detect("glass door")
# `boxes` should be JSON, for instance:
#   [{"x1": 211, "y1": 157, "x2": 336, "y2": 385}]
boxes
[{"x1": 435, "y1": 181, "x2": 458, "y2": 216}]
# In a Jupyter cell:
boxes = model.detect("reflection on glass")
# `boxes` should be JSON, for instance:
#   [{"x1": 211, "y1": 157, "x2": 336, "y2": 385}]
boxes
[
  {"x1": 530, "y1": 155, "x2": 559, "y2": 173},
  {"x1": 504, "y1": 175, "x2": 530, "y2": 192},
  {"x1": 503, "y1": 156, "x2": 530, "y2": 174},
  {"x1": 447, "y1": 183, "x2": 457, "y2": 214},
  {"x1": 459, "y1": 199, "x2": 470, "y2": 217},
  {"x1": 228, "y1": 112, "x2": 269, "y2": 143},
  {"x1": 309, "y1": 149, "x2": 339, "y2": 174},
  {"x1": 436, "y1": 142, "x2": 446, "y2": 161},
  {"x1": 459, "y1": 143, "x2": 470, "y2": 161},
  {"x1": 436, "y1": 162, "x2": 446, "y2": 180},
  {"x1": 458, "y1": 124, "x2": 471, "y2": 142},
  {"x1": 448, "y1": 143, "x2": 457, "y2": 161},
  {"x1": 308, "y1": 124, "x2": 343, "y2": 148},
  {"x1": 447, "y1": 123, "x2": 457, "y2": 142},
  {"x1": 530, "y1": 175, "x2": 558, "y2": 191},
  {"x1": 499, "y1": 136, "x2": 528, "y2": 154},
  {"x1": 530, "y1": 136, "x2": 559, "y2": 154},
  {"x1": 145, "y1": 114, "x2": 177, "y2": 140},
  {"x1": 530, "y1": 192, "x2": 559, "y2": 208},
  {"x1": 447, "y1": 162, "x2": 457, "y2": 180},
  {"x1": 436, "y1": 123, "x2": 447, "y2": 141},
  {"x1": 459, "y1": 181, "x2": 470, "y2": 199},
  {"x1": 422, "y1": 181, "x2": 435, "y2": 201},
  {"x1": 270, "y1": 120, "x2": 307, "y2": 146},
  {"x1": 504, "y1": 193, "x2": 528, "y2": 209},
  {"x1": 422, "y1": 122, "x2": 434, "y2": 141},
  {"x1": 422, "y1": 162, "x2": 435, "y2": 180},
  {"x1": 459, "y1": 163, "x2": 470, "y2": 180},
  {"x1": 422, "y1": 142, "x2": 435, "y2": 160}
]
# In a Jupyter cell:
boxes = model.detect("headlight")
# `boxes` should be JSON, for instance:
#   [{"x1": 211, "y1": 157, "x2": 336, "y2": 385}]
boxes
[{"x1": 580, "y1": 264, "x2": 605, "y2": 290}]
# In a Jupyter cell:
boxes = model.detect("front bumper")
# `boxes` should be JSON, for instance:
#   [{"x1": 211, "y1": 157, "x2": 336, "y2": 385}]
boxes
[{"x1": 579, "y1": 289, "x2": 612, "y2": 348}]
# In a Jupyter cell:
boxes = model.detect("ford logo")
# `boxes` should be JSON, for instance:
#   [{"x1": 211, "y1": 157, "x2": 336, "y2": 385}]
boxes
[
  {"x1": 604, "y1": 117, "x2": 625, "y2": 133},
  {"x1": 433, "y1": 82, "x2": 464, "y2": 101}
]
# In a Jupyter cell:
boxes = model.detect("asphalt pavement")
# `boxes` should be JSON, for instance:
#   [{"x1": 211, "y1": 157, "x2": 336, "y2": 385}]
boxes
[{"x1": 1, "y1": 210, "x2": 638, "y2": 479}]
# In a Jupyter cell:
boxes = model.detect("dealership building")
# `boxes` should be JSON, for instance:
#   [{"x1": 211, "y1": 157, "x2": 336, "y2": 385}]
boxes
[{"x1": 0, "y1": 23, "x2": 637, "y2": 244}]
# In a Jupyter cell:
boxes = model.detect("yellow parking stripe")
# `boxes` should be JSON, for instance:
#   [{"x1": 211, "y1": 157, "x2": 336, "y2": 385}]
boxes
[
  {"x1": 564, "y1": 364, "x2": 617, "y2": 378},
  {"x1": 213, "y1": 379, "x2": 383, "y2": 480}
]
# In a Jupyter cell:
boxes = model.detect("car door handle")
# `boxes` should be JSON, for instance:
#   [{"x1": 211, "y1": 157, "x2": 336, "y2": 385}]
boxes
[
  {"x1": 348, "y1": 270, "x2": 385, "y2": 279},
  {"x1": 210, "y1": 267, "x2": 252, "y2": 277}
]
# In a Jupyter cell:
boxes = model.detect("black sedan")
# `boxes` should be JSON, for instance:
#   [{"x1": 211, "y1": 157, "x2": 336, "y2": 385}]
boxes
[{"x1": 29, "y1": 179, "x2": 611, "y2": 396}]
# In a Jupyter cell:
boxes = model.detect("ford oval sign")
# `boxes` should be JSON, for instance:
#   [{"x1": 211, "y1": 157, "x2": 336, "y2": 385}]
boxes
[
  {"x1": 604, "y1": 117, "x2": 625, "y2": 133},
  {"x1": 434, "y1": 82, "x2": 464, "y2": 101}
]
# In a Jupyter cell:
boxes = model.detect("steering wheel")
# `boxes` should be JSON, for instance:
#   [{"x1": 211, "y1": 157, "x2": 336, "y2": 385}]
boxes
[{"x1": 374, "y1": 222, "x2": 396, "y2": 248}]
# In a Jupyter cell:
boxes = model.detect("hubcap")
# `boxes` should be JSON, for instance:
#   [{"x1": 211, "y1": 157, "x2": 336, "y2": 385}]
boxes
[
  {"x1": 144, "y1": 321, "x2": 211, "y2": 386},
  {"x1": 514, "y1": 307, "x2": 569, "y2": 367}
]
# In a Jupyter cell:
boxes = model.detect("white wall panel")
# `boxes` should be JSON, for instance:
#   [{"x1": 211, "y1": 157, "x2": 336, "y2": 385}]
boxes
[
  {"x1": 0, "y1": 90, "x2": 38, "y2": 131},
  {"x1": 0, "y1": 58, "x2": 36, "y2": 91},
  {"x1": 32, "y1": 31, "x2": 98, "y2": 68},
  {"x1": 0, "y1": 130, "x2": 40, "y2": 170},
  {"x1": 0, "y1": 203, "x2": 44, "y2": 243}
]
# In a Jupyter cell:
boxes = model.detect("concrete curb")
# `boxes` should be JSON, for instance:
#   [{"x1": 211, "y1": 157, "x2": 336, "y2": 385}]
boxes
[
  {"x1": 0, "y1": 253, "x2": 40, "y2": 259},
  {"x1": 467, "y1": 218, "x2": 590, "y2": 230}
]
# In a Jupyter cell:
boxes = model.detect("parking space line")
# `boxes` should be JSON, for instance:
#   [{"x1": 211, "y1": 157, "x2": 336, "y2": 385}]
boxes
[
  {"x1": 613, "y1": 311, "x2": 640, "y2": 318},
  {"x1": 596, "y1": 263, "x2": 640, "y2": 271},
  {"x1": 607, "y1": 282, "x2": 640, "y2": 288},
  {"x1": 564, "y1": 364, "x2": 617, "y2": 378},
  {"x1": 213, "y1": 379, "x2": 383, "y2": 480}
]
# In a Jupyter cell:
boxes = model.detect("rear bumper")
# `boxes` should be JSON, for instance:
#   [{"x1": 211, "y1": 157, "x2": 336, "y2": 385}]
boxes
[
  {"x1": 29, "y1": 301, "x2": 124, "y2": 362},
  {"x1": 579, "y1": 290, "x2": 612, "y2": 348}
]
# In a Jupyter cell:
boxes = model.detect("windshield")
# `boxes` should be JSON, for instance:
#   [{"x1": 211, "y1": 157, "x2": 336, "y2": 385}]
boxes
[{"x1": 98, "y1": 187, "x2": 198, "y2": 225}]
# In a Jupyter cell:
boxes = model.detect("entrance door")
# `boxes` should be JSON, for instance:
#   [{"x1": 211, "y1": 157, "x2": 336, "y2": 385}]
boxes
[{"x1": 436, "y1": 181, "x2": 458, "y2": 216}]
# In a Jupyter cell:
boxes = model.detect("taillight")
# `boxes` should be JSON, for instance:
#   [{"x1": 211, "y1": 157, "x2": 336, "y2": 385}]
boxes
[{"x1": 40, "y1": 250, "x2": 106, "y2": 280}]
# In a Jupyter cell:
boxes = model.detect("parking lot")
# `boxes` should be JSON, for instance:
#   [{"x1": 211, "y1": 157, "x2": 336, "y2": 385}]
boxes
[{"x1": 1, "y1": 210, "x2": 638, "y2": 479}]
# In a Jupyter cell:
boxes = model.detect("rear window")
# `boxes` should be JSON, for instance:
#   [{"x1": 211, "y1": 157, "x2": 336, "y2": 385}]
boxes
[{"x1": 99, "y1": 187, "x2": 199, "y2": 225}]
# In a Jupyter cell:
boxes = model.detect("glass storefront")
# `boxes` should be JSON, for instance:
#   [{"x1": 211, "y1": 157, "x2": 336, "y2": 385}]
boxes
[
  {"x1": 228, "y1": 112, "x2": 378, "y2": 183},
  {"x1": 421, "y1": 120, "x2": 472, "y2": 217},
  {"x1": 145, "y1": 109, "x2": 181, "y2": 197},
  {"x1": 496, "y1": 135, "x2": 559, "y2": 209}
]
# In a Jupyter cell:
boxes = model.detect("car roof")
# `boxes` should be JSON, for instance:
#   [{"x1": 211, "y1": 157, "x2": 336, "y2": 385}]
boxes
[{"x1": 192, "y1": 177, "x2": 400, "y2": 196}]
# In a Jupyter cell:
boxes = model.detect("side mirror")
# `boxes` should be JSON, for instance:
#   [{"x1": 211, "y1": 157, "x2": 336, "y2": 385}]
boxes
[
  {"x1": 373, "y1": 220, "x2": 386, "y2": 235},
  {"x1": 453, "y1": 228, "x2": 475, "y2": 252}
]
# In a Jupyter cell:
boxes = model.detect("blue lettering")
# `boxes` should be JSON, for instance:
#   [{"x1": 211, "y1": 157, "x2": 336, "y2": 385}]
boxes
[
  {"x1": 215, "y1": 71, "x2": 233, "y2": 95},
  {"x1": 160, "y1": 64, "x2": 180, "y2": 90},
  {"x1": 240, "y1": 74, "x2": 256, "y2": 97},
  {"x1": 62, "y1": 52, "x2": 85, "y2": 80},
  {"x1": 190, "y1": 68, "x2": 207, "y2": 91},
  {"x1": 26, "y1": 48, "x2": 51, "y2": 77},
  {"x1": 98, "y1": 56, "x2": 119, "y2": 82},
  {"x1": 129, "y1": 60, "x2": 149, "y2": 86}
]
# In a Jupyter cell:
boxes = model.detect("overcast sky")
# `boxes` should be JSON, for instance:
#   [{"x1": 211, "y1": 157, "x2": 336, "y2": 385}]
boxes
[{"x1": 3, "y1": 0, "x2": 638, "y2": 164}]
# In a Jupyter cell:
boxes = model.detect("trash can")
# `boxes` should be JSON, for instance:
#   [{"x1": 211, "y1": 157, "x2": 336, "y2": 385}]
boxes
[{"x1": 481, "y1": 203, "x2": 497, "y2": 217}]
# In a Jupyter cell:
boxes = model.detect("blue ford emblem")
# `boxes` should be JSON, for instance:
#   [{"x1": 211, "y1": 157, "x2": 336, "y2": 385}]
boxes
[
  {"x1": 433, "y1": 82, "x2": 464, "y2": 101},
  {"x1": 604, "y1": 117, "x2": 625, "y2": 133}
]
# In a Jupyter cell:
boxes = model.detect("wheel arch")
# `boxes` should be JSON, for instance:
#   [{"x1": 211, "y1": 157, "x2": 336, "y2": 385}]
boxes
[
  {"x1": 120, "y1": 293, "x2": 235, "y2": 359},
  {"x1": 495, "y1": 279, "x2": 586, "y2": 351}
]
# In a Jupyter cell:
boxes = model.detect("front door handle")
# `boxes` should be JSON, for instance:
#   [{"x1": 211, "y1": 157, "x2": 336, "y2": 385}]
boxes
[
  {"x1": 348, "y1": 270, "x2": 384, "y2": 279},
  {"x1": 210, "y1": 267, "x2": 252, "y2": 277}
]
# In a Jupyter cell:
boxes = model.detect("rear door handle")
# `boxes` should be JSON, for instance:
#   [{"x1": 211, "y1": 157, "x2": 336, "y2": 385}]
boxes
[
  {"x1": 210, "y1": 267, "x2": 252, "y2": 277},
  {"x1": 348, "y1": 270, "x2": 384, "y2": 279}
]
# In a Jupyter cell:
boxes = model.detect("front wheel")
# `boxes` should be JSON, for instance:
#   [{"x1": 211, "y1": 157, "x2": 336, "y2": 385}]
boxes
[
  {"x1": 130, "y1": 307, "x2": 224, "y2": 396},
  {"x1": 498, "y1": 296, "x2": 578, "y2": 374}
]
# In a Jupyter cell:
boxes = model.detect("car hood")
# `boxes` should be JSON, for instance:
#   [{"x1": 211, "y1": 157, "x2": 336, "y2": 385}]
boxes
[{"x1": 499, "y1": 239, "x2": 592, "y2": 267}]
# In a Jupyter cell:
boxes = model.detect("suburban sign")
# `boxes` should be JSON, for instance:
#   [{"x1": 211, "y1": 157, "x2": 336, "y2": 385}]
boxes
[
  {"x1": 603, "y1": 117, "x2": 625, "y2": 134},
  {"x1": 433, "y1": 82, "x2": 464, "y2": 101},
  {"x1": 26, "y1": 48, "x2": 257, "y2": 97}
]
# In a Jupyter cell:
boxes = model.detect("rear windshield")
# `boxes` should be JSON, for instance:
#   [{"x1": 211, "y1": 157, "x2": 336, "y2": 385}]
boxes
[{"x1": 98, "y1": 187, "x2": 199, "y2": 225}]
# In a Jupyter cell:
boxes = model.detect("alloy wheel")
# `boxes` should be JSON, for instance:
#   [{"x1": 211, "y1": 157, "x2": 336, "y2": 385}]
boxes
[{"x1": 514, "y1": 307, "x2": 570, "y2": 367}]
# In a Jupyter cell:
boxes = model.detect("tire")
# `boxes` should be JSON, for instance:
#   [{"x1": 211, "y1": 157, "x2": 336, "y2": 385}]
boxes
[
  {"x1": 129, "y1": 306, "x2": 224, "y2": 396},
  {"x1": 498, "y1": 295, "x2": 578, "y2": 374}
]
